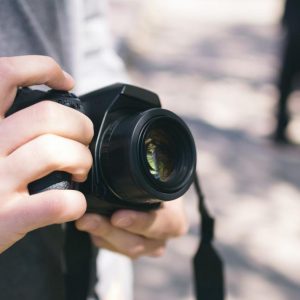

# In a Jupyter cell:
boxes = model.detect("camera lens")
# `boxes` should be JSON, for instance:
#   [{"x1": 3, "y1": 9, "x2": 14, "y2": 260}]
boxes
[
  {"x1": 144, "y1": 128, "x2": 175, "y2": 182},
  {"x1": 100, "y1": 108, "x2": 196, "y2": 202}
]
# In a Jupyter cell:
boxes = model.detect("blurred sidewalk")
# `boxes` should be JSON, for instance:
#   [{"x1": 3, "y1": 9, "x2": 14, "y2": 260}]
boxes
[{"x1": 108, "y1": 1, "x2": 300, "y2": 299}]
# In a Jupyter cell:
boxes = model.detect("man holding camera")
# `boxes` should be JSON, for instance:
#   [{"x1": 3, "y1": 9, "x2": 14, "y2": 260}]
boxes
[{"x1": 0, "y1": 1, "x2": 188, "y2": 299}]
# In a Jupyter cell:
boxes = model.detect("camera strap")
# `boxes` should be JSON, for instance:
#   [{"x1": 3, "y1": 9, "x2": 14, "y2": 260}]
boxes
[
  {"x1": 64, "y1": 221, "x2": 100, "y2": 300},
  {"x1": 193, "y1": 173, "x2": 225, "y2": 300}
]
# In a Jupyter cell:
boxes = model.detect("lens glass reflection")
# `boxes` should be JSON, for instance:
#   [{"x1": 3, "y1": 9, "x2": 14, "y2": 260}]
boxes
[{"x1": 144, "y1": 128, "x2": 174, "y2": 182}]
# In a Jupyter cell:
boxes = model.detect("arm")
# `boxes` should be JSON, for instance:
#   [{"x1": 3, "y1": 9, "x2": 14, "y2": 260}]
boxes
[{"x1": 0, "y1": 55, "x2": 93, "y2": 253}]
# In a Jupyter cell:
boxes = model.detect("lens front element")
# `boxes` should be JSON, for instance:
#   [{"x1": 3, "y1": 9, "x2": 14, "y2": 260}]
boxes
[{"x1": 145, "y1": 128, "x2": 175, "y2": 182}]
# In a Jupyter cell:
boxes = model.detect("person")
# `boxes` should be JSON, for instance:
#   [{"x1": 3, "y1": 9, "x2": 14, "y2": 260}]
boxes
[
  {"x1": 273, "y1": 0, "x2": 300, "y2": 143},
  {"x1": 0, "y1": 1, "x2": 188, "y2": 299}
]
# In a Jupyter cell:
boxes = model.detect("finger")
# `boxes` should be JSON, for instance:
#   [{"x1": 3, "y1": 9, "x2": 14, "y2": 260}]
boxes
[
  {"x1": 2, "y1": 134, "x2": 93, "y2": 191},
  {"x1": 91, "y1": 236, "x2": 166, "y2": 259},
  {"x1": 0, "y1": 55, "x2": 74, "y2": 89},
  {"x1": 111, "y1": 200, "x2": 188, "y2": 240},
  {"x1": 3, "y1": 190, "x2": 86, "y2": 234},
  {"x1": 76, "y1": 214, "x2": 166, "y2": 259},
  {"x1": 0, "y1": 55, "x2": 74, "y2": 116},
  {"x1": 0, "y1": 100, "x2": 94, "y2": 156}
]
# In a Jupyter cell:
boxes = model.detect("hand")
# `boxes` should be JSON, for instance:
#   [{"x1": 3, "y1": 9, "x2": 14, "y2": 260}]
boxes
[
  {"x1": 0, "y1": 55, "x2": 94, "y2": 253},
  {"x1": 76, "y1": 199, "x2": 188, "y2": 259}
]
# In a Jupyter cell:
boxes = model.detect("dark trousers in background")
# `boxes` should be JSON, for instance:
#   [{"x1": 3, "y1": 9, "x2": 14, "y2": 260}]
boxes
[{"x1": 275, "y1": 32, "x2": 300, "y2": 140}]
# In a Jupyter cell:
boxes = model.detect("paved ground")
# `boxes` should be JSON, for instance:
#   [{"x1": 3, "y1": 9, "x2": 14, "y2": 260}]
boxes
[{"x1": 108, "y1": 1, "x2": 300, "y2": 299}]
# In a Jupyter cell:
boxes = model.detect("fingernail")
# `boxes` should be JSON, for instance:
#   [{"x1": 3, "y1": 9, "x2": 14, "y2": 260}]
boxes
[
  {"x1": 78, "y1": 216, "x2": 99, "y2": 231},
  {"x1": 114, "y1": 216, "x2": 133, "y2": 228}
]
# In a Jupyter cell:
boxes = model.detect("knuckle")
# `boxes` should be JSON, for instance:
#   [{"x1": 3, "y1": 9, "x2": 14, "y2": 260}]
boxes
[
  {"x1": 72, "y1": 148, "x2": 93, "y2": 182},
  {"x1": 150, "y1": 246, "x2": 166, "y2": 257},
  {"x1": 96, "y1": 223, "x2": 110, "y2": 237},
  {"x1": 42, "y1": 56, "x2": 60, "y2": 72},
  {"x1": 41, "y1": 56, "x2": 62, "y2": 82},
  {"x1": 127, "y1": 243, "x2": 145, "y2": 259},
  {"x1": 0, "y1": 162, "x2": 11, "y2": 193},
  {"x1": 34, "y1": 134, "x2": 61, "y2": 168},
  {"x1": 85, "y1": 149, "x2": 93, "y2": 170},
  {"x1": 34, "y1": 134, "x2": 92, "y2": 175},
  {"x1": 65, "y1": 192, "x2": 86, "y2": 220},
  {"x1": 0, "y1": 203, "x2": 27, "y2": 236},
  {"x1": 35, "y1": 100, "x2": 57, "y2": 116},
  {"x1": 150, "y1": 227, "x2": 170, "y2": 240},
  {"x1": 84, "y1": 116, "x2": 94, "y2": 143},
  {"x1": 43, "y1": 195, "x2": 66, "y2": 219},
  {"x1": 89, "y1": 217, "x2": 111, "y2": 236},
  {"x1": 161, "y1": 208, "x2": 189, "y2": 238},
  {"x1": 33, "y1": 101, "x2": 59, "y2": 125},
  {"x1": 174, "y1": 221, "x2": 189, "y2": 237},
  {"x1": 0, "y1": 57, "x2": 16, "y2": 84},
  {"x1": 80, "y1": 147, "x2": 93, "y2": 170},
  {"x1": 47, "y1": 191, "x2": 86, "y2": 221}
]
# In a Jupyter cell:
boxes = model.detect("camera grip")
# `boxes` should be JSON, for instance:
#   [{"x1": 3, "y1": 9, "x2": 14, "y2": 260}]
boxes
[
  {"x1": 28, "y1": 171, "x2": 72, "y2": 194},
  {"x1": 13, "y1": 89, "x2": 84, "y2": 195}
]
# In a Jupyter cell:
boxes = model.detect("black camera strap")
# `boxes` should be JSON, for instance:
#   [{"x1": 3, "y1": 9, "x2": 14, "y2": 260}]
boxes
[
  {"x1": 193, "y1": 173, "x2": 225, "y2": 300},
  {"x1": 64, "y1": 222, "x2": 93, "y2": 300}
]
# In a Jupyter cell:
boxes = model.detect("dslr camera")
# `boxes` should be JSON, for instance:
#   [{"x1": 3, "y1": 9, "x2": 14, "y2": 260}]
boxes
[{"x1": 7, "y1": 83, "x2": 196, "y2": 216}]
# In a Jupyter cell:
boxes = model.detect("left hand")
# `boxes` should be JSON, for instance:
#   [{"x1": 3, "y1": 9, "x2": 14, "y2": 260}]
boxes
[{"x1": 75, "y1": 198, "x2": 188, "y2": 259}]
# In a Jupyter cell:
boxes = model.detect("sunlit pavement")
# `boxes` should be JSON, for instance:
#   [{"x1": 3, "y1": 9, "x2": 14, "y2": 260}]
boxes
[{"x1": 109, "y1": 1, "x2": 300, "y2": 299}]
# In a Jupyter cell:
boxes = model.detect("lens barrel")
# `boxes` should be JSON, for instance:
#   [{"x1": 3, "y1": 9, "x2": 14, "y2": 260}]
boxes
[{"x1": 100, "y1": 108, "x2": 196, "y2": 203}]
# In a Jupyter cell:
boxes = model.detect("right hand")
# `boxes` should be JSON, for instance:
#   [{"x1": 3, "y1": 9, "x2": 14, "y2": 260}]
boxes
[{"x1": 0, "y1": 55, "x2": 94, "y2": 253}]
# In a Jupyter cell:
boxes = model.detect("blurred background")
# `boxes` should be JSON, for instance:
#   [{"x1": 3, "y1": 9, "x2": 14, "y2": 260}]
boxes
[{"x1": 105, "y1": 0, "x2": 300, "y2": 299}]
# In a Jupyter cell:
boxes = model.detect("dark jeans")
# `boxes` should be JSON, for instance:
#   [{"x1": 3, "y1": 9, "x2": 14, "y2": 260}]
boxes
[
  {"x1": 0, "y1": 223, "x2": 98, "y2": 300},
  {"x1": 275, "y1": 32, "x2": 300, "y2": 138}
]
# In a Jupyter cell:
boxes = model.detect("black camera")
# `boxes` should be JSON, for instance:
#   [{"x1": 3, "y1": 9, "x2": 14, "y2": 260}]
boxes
[{"x1": 6, "y1": 83, "x2": 196, "y2": 216}]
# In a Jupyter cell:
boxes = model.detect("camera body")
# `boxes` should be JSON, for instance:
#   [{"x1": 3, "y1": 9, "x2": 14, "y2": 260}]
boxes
[{"x1": 7, "y1": 83, "x2": 196, "y2": 216}]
